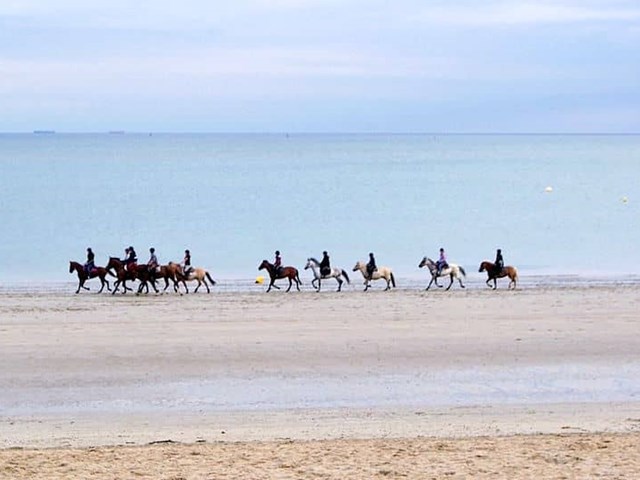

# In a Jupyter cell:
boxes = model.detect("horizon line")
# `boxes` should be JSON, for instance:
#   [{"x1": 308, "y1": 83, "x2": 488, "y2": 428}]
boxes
[{"x1": 3, "y1": 131, "x2": 640, "y2": 136}]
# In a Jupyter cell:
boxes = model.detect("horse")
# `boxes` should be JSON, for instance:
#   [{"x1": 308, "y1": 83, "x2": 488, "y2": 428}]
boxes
[
  {"x1": 304, "y1": 257, "x2": 350, "y2": 292},
  {"x1": 352, "y1": 261, "x2": 396, "y2": 291},
  {"x1": 479, "y1": 261, "x2": 518, "y2": 290},
  {"x1": 258, "y1": 260, "x2": 302, "y2": 293},
  {"x1": 69, "y1": 261, "x2": 114, "y2": 294},
  {"x1": 155, "y1": 262, "x2": 182, "y2": 293},
  {"x1": 418, "y1": 257, "x2": 466, "y2": 291},
  {"x1": 106, "y1": 257, "x2": 148, "y2": 294},
  {"x1": 175, "y1": 265, "x2": 217, "y2": 293}
]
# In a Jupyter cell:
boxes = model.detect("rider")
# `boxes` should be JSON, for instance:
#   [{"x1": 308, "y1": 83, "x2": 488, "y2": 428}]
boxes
[
  {"x1": 494, "y1": 248, "x2": 504, "y2": 276},
  {"x1": 122, "y1": 246, "x2": 137, "y2": 271},
  {"x1": 436, "y1": 248, "x2": 448, "y2": 275},
  {"x1": 147, "y1": 247, "x2": 159, "y2": 272},
  {"x1": 274, "y1": 250, "x2": 282, "y2": 276},
  {"x1": 84, "y1": 247, "x2": 95, "y2": 275},
  {"x1": 366, "y1": 252, "x2": 377, "y2": 280},
  {"x1": 182, "y1": 249, "x2": 192, "y2": 277},
  {"x1": 319, "y1": 251, "x2": 331, "y2": 277}
]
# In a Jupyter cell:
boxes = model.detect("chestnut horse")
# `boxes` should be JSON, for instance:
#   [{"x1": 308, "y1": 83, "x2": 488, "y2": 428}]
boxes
[
  {"x1": 69, "y1": 261, "x2": 114, "y2": 294},
  {"x1": 258, "y1": 260, "x2": 302, "y2": 292},
  {"x1": 479, "y1": 261, "x2": 518, "y2": 290}
]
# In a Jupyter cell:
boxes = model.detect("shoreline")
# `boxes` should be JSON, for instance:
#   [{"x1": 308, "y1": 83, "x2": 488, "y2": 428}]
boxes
[{"x1": 3, "y1": 271, "x2": 640, "y2": 294}]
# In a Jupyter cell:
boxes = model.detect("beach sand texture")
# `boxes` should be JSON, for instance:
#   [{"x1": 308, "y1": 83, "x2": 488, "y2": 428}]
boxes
[{"x1": 2, "y1": 285, "x2": 640, "y2": 478}]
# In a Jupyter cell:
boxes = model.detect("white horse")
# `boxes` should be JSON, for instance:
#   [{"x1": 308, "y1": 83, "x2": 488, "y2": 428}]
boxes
[
  {"x1": 304, "y1": 257, "x2": 351, "y2": 292},
  {"x1": 352, "y1": 261, "x2": 396, "y2": 291},
  {"x1": 418, "y1": 257, "x2": 466, "y2": 291}
]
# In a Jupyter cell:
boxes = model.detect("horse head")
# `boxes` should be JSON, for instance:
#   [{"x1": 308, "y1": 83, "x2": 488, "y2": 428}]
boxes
[
  {"x1": 258, "y1": 260, "x2": 270, "y2": 271},
  {"x1": 478, "y1": 261, "x2": 490, "y2": 272},
  {"x1": 69, "y1": 261, "x2": 75, "y2": 273},
  {"x1": 352, "y1": 261, "x2": 364, "y2": 272},
  {"x1": 418, "y1": 257, "x2": 428, "y2": 268}
]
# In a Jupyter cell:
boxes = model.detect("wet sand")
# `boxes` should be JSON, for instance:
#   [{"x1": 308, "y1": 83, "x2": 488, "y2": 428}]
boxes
[{"x1": 1, "y1": 284, "x2": 640, "y2": 477}]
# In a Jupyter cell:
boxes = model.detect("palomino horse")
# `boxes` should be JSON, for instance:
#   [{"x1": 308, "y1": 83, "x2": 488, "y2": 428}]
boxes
[
  {"x1": 304, "y1": 257, "x2": 350, "y2": 292},
  {"x1": 258, "y1": 260, "x2": 302, "y2": 293},
  {"x1": 352, "y1": 261, "x2": 396, "y2": 291},
  {"x1": 69, "y1": 261, "x2": 114, "y2": 294},
  {"x1": 479, "y1": 261, "x2": 518, "y2": 290},
  {"x1": 418, "y1": 257, "x2": 466, "y2": 291},
  {"x1": 175, "y1": 265, "x2": 217, "y2": 293}
]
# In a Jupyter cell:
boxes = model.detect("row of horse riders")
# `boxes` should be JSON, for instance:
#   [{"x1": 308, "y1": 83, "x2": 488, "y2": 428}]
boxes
[{"x1": 70, "y1": 247, "x2": 517, "y2": 295}]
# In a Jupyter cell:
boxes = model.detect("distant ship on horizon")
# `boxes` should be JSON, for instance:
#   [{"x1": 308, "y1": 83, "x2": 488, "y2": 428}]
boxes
[{"x1": 33, "y1": 130, "x2": 55, "y2": 134}]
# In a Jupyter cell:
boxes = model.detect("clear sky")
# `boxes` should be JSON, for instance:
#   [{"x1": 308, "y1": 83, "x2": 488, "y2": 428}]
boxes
[{"x1": 1, "y1": 0, "x2": 639, "y2": 133}]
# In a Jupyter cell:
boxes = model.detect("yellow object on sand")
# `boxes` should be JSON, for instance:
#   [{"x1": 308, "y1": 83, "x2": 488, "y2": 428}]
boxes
[{"x1": 255, "y1": 276, "x2": 265, "y2": 284}]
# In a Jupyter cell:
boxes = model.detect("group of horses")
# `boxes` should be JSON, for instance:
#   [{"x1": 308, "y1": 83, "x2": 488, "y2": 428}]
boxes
[
  {"x1": 68, "y1": 253, "x2": 518, "y2": 295},
  {"x1": 68, "y1": 257, "x2": 216, "y2": 295},
  {"x1": 258, "y1": 257, "x2": 517, "y2": 293}
]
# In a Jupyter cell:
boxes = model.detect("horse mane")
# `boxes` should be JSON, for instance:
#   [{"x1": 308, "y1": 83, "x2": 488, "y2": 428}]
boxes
[{"x1": 308, "y1": 257, "x2": 319, "y2": 264}]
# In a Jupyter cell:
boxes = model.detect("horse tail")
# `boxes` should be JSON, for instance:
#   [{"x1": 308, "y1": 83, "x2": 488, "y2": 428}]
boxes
[
  {"x1": 390, "y1": 272, "x2": 396, "y2": 288},
  {"x1": 342, "y1": 269, "x2": 350, "y2": 284},
  {"x1": 108, "y1": 270, "x2": 116, "y2": 278},
  {"x1": 459, "y1": 266, "x2": 467, "y2": 277},
  {"x1": 205, "y1": 271, "x2": 217, "y2": 286}
]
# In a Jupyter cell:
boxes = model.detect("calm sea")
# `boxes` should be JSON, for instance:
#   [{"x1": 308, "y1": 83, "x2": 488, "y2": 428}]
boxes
[{"x1": 1, "y1": 133, "x2": 639, "y2": 286}]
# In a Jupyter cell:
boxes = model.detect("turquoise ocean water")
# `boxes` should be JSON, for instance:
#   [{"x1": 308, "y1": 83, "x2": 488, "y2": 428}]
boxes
[{"x1": 1, "y1": 133, "x2": 639, "y2": 286}]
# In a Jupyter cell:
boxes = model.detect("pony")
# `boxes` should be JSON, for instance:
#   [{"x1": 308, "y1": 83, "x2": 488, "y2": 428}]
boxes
[
  {"x1": 479, "y1": 261, "x2": 518, "y2": 290},
  {"x1": 304, "y1": 257, "x2": 350, "y2": 292},
  {"x1": 418, "y1": 257, "x2": 466, "y2": 291},
  {"x1": 69, "y1": 261, "x2": 114, "y2": 294},
  {"x1": 175, "y1": 265, "x2": 217, "y2": 293},
  {"x1": 352, "y1": 261, "x2": 396, "y2": 291},
  {"x1": 258, "y1": 260, "x2": 302, "y2": 293}
]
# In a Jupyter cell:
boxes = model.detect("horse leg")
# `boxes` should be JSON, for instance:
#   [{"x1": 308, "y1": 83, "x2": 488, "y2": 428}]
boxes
[
  {"x1": 317, "y1": 278, "x2": 321, "y2": 292},
  {"x1": 425, "y1": 276, "x2": 433, "y2": 291},
  {"x1": 286, "y1": 277, "x2": 292, "y2": 292},
  {"x1": 311, "y1": 278, "x2": 318, "y2": 290},
  {"x1": 194, "y1": 279, "x2": 202, "y2": 293},
  {"x1": 75, "y1": 279, "x2": 82, "y2": 294},
  {"x1": 204, "y1": 279, "x2": 210, "y2": 293},
  {"x1": 295, "y1": 276, "x2": 300, "y2": 291},
  {"x1": 458, "y1": 276, "x2": 465, "y2": 288},
  {"x1": 446, "y1": 275, "x2": 453, "y2": 291},
  {"x1": 98, "y1": 277, "x2": 105, "y2": 293},
  {"x1": 493, "y1": 278, "x2": 497, "y2": 290},
  {"x1": 385, "y1": 278, "x2": 391, "y2": 291},
  {"x1": 336, "y1": 277, "x2": 342, "y2": 292}
]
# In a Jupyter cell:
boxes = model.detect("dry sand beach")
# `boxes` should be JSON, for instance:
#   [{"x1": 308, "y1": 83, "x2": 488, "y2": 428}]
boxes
[{"x1": 1, "y1": 283, "x2": 640, "y2": 478}]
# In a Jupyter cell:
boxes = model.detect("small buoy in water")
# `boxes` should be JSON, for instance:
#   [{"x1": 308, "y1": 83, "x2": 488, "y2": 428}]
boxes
[
  {"x1": 544, "y1": 186, "x2": 553, "y2": 193},
  {"x1": 255, "y1": 276, "x2": 264, "y2": 284},
  {"x1": 622, "y1": 196, "x2": 628, "y2": 204}
]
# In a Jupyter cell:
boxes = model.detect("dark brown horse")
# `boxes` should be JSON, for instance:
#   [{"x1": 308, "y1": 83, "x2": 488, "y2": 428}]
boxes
[
  {"x1": 69, "y1": 261, "x2": 114, "y2": 294},
  {"x1": 258, "y1": 260, "x2": 302, "y2": 292},
  {"x1": 106, "y1": 257, "x2": 143, "y2": 294},
  {"x1": 479, "y1": 261, "x2": 518, "y2": 290}
]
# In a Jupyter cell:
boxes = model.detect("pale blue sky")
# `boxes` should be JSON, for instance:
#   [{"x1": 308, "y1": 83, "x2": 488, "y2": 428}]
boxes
[{"x1": 1, "y1": 0, "x2": 639, "y2": 132}]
